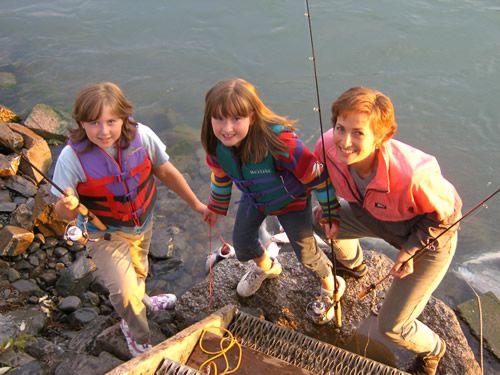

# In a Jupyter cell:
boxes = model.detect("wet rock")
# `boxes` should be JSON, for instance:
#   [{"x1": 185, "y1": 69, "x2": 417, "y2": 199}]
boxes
[{"x1": 0, "y1": 72, "x2": 16, "y2": 89}]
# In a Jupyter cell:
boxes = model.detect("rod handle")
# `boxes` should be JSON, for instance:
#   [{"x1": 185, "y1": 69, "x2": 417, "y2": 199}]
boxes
[
  {"x1": 76, "y1": 204, "x2": 107, "y2": 231},
  {"x1": 334, "y1": 302, "x2": 342, "y2": 328}
]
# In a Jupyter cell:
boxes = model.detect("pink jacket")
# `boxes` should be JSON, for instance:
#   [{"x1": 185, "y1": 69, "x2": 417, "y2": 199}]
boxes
[{"x1": 315, "y1": 129, "x2": 461, "y2": 254}]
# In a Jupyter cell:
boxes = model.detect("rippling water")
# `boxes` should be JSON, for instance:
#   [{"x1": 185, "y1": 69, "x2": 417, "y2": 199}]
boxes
[{"x1": 1, "y1": 0, "x2": 499, "y2": 308}]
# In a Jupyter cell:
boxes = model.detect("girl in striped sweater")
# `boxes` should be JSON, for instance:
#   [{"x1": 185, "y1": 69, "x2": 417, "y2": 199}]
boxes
[{"x1": 201, "y1": 78, "x2": 344, "y2": 324}]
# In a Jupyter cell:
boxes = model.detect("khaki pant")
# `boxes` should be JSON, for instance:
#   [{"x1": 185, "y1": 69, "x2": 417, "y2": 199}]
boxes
[
  {"x1": 320, "y1": 199, "x2": 457, "y2": 356},
  {"x1": 87, "y1": 221, "x2": 153, "y2": 344}
]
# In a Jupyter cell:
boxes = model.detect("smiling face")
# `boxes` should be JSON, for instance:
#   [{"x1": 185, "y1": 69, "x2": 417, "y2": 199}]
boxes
[
  {"x1": 332, "y1": 112, "x2": 380, "y2": 177},
  {"x1": 211, "y1": 115, "x2": 252, "y2": 148},
  {"x1": 80, "y1": 105, "x2": 124, "y2": 149}
]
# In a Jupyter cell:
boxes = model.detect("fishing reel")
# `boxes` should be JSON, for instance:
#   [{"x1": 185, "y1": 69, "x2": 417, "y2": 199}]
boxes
[{"x1": 64, "y1": 224, "x2": 89, "y2": 244}]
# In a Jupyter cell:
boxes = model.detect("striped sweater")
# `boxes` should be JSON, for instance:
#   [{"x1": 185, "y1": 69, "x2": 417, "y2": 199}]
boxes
[{"x1": 206, "y1": 129, "x2": 340, "y2": 218}]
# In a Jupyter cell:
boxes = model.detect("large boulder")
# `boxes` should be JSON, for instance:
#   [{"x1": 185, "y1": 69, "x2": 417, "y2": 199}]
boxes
[
  {"x1": 23, "y1": 104, "x2": 70, "y2": 142},
  {"x1": 175, "y1": 249, "x2": 481, "y2": 375}
]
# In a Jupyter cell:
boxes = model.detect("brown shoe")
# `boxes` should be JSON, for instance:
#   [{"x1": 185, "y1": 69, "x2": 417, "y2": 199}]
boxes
[
  {"x1": 413, "y1": 339, "x2": 446, "y2": 375},
  {"x1": 335, "y1": 261, "x2": 367, "y2": 279}
]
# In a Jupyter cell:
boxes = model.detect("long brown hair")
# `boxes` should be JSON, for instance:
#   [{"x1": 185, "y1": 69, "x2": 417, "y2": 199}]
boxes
[
  {"x1": 70, "y1": 82, "x2": 137, "y2": 151},
  {"x1": 201, "y1": 78, "x2": 296, "y2": 164},
  {"x1": 331, "y1": 86, "x2": 397, "y2": 145}
]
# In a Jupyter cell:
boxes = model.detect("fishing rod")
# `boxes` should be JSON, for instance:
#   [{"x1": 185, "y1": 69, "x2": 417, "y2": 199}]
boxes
[
  {"x1": 20, "y1": 153, "x2": 107, "y2": 231},
  {"x1": 304, "y1": 0, "x2": 343, "y2": 327},
  {"x1": 358, "y1": 188, "x2": 500, "y2": 300}
]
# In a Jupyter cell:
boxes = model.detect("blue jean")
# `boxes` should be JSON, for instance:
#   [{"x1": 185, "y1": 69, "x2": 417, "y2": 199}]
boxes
[{"x1": 232, "y1": 197, "x2": 332, "y2": 278}]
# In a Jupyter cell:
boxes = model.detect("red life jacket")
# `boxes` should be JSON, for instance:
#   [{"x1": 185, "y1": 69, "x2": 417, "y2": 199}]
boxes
[{"x1": 70, "y1": 131, "x2": 156, "y2": 228}]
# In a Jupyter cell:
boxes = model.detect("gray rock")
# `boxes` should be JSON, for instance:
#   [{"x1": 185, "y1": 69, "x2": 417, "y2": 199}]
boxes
[
  {"x1": 68, "y1": 315, "x2": 113, "y2": 353},
  {"x1": 7, "y1": 267, "x2": 21, "y2": 282},
  {"x1": 7, "y1": 360, "x2": 45, "y2": 375},
  {"x1": 24, "y1": 337, "x2": 64, "y2": 359},
  {"x1": 24, "y1": 104, "x2": 70, "y2": 142},
  {"x1": 69, "y1": 307, "x2": 99, "y2": 327},
  {"x1": 11, "y1": 279, "x2": 44, "y2": 296},
  {"x1": 5, "y1": 307, "x2": 47, "y2": 336},
  {"x1": 4, "y1": 175, "x2": 38, "y2": 197},
  {"x1": 54, "y1": 352, "x2": 123, "y2": 375},
  {"x1": 55, "y1": 255, "x2": 95, "y2": 297},
  {"x1": 58, "y1": 295, "x2": 82, "y2": 313}
]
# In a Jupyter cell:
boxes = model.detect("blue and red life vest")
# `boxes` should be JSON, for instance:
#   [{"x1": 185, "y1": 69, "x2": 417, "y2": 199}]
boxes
[
  {"x1": 215, "y1": 125, "x2": 306, "y2": 214},
  {"x1": 70, "y1": 131, "x2": 156, "y2": 228}
]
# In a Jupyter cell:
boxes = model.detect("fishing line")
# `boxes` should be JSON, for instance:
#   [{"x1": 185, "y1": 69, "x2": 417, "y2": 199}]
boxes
[
  {"x1": 358, "y1": 188, "x2": 500, "y2": 299},
  {"x1": 304, "y1": 0, "x2": 342, "y2": 327},
  {"x1": 198, "y1": 326, "x2": 242, "y2": 375}
]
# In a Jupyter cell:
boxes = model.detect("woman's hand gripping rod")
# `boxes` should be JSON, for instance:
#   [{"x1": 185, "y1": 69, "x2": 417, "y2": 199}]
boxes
[
  {"x1": 358, "y1": 188, "x2": 500, "y2": 300},
  {"x1": 20, "y1": 153, "x2": 107, "y2": 231}
]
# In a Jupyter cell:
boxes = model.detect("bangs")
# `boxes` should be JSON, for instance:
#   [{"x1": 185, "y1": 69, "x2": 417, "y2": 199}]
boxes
[
  {"x1": 211, "y1": 94, "x2": 253, "y2": 120},
  {"x1": 82, "y1": 100, "x2": 105, "y2": 122}
]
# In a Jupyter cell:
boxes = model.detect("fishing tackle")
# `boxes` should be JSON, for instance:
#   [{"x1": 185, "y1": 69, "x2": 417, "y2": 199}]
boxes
[
  {"x1": 358, "y1": 188, "x2": 500, "y2": 300},
  {"x1": 304, "y1": 0, "x2": 343, "y2": 327},
  {"x1": 19, "y1": 153, "x2": 107, "y2": 231}
]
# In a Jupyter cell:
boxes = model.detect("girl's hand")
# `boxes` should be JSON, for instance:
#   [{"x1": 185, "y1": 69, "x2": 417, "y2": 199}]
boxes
[
  {"x1": 61, "y1": 187, "x2": 79, "y2": 211},
  {"x1": 320, "y1": 219, "x2": 339, "y2": 240},
  {"x1": 390, "y1": 250, "x2": 414, "y2": 279},
  {"x1": 313, "y1": 205, "x2": 323, "y2": 224},
  {"x1": 198, "y1": 204, "x2": 218, "y2": 226}
]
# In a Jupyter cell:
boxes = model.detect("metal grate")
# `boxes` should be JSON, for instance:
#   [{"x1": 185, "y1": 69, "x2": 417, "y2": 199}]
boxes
[
  {"x1": 155, "y1": 358, "x2": 202, "y2": 375},
  {"x1": 228, "y1": 310, "x2": 410, "y2": 375}
]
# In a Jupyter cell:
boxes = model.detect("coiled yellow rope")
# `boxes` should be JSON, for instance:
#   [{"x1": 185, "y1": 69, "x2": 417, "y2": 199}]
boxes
[{"x1": 198, "y1": 327, "x2": 242, "y2": 375}]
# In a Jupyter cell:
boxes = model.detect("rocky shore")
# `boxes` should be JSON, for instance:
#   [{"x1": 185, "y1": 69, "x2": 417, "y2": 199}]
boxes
[{"x1": 0, "y1": 98, "x2": 485, "y2": 374}]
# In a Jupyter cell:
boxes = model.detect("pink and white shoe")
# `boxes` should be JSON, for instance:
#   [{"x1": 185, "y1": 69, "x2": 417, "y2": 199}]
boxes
[
  {"x1": 119, "y1": 319, "x2": 153, "y2": 358},
  {"x1": 144, "y1": 293, "x2": 177, "y2": 312}
]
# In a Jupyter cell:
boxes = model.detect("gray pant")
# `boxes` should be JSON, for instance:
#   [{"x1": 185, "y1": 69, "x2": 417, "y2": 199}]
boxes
[
  {"x1": 322, "y1": 199, "x2": 456, "y2": 356},
  {"x1": 233, "y1": 197, "x2": 332, "y2": 279}
]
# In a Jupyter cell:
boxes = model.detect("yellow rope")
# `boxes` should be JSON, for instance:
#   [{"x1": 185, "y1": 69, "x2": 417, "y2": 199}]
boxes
[{"x1": 198, "y1": 327, "x2": 242, "y2": 375}]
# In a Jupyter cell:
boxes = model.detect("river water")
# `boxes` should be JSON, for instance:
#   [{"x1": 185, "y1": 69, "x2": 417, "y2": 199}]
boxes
[{"x1": 1, "y1": 1, "x2": 499, "y2": 310}]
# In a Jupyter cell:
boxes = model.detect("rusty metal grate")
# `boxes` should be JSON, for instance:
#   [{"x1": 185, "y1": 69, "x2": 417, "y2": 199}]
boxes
[
  {"x1": 228, "y1": 310, "x2": 410, "y2": 375},
  {"x1": 156, "y1": 358, "x2": 202, "y2": 375}
]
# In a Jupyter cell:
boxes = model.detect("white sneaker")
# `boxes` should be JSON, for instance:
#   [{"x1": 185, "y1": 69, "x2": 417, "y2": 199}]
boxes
[
  {"x1": 236, "y1": 258, "x2": 282, "y2": 297},
  {"x1": 143, "y1": 293, "x2": 177, "y2": 312},
  {"x1": 119, "y1": 319, "x2": 153, "y2": 358},
  {"x1": 205, "y1": 243, "x2": 236, "y2": 273}
]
